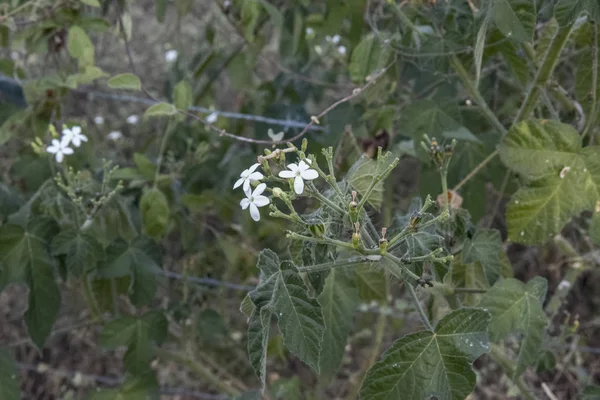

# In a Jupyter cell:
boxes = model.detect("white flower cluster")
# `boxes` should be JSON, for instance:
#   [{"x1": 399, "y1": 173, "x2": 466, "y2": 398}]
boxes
[
  {"x1": 46, "y1": 126, "x2": 88, "y2": 163},
  {"x1": 232, "y1": 158, "x2": 319, "y2": 222}
]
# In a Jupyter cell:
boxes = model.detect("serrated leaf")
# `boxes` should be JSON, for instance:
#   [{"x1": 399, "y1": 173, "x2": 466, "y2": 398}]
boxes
[
  {"x1": 346, "y1": 152, "x2": 396, "y2": 210},
  {"x1": 448, "y1": 254, "x2": 490, "y2": 306},
  {"x1": 478, "y1": 277, "x2": 548, "y2": 378},
  {"x1": 173, "y1": 80, "x2": 192, "y2": 110},
  {"x1": 360, "y1": 308, "x2": 491, "y2": 400},
  {"x1": 107, "y1": 73, "x2": 141, "y2": 91},
  {"x1": 0, "y1": 349, "x2": 19, "y2": 400},
  {"x1": 246, "y1": 250, "x2": 325, "y2": 389},
  {"x1": 554, "y1": 0, "x2": 600, "y2": 26},
  {"x1": 67, "y1": 26, "x2": 94, "y2": 65},
  {"x1": 474, "y1": 19, "x2": 488, "y2": 86},
  {"x1": 140, "y1": 188, "x2": 169, "y2": 239},
  {"x1": 492, "y1": 0, "x2": 536, "y2": 42},
  {"x1": 99, "y1": 237, "x2": 162, "y2": 306},
  {"x1": 100, "y1": 311, "x2": 167, "y2": 376},
  {"x1": 462, "y1": 229, "x2": 504, "y2": 285},
  {"x1": 51, "y1": 229, "x2": 104, "y2": 276},
  {"x1": 144, "y1": 102, "x2": 177, "y2": 117},
  {"x1": 317, "y1": 268, "x2": 359, "y2": 380},
  {"x1": 240, "y1": 294, "x2": 256, "y2": 318},
  {"x1": 349, "y1": 34, "x2": 383, "y2": 83},
  {"x1": 355, "y1": 264, "x2": 387, "y2": 301}
]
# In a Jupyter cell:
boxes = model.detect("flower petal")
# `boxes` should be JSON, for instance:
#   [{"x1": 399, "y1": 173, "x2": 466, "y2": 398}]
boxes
[
  {"x1": 287, "y1": 163, "x2": 299, "y2": 172},
  {"x1": 294, "y1": 176, "x2": 304, "y2": 195},
  {"x1": 253, "y1": 195, "x2": 270, "y2": 207},
  {"x1": 62, "y1": 147, "x2": 74, "y2": 155},
  {"x1": 240, "y1": 198, "x2": 250, "y2": 210},
  {"x1": 248, "y1": 163, "x2": 261, "y2": 173},
  {"x1": 55, "y1": 152, "x2": 64, "y2": 163},
  {"x1": 278, "y1": 170, "x2": 295, "y2": 179},
  {"x1": 243, "y1": 179, "x2": 251, "y2": 194},
  {"x1": 253, "y1": 183, "x2": 267, "y2": 196},
  {"x1": 301, "y1": 168, "x2": 318, "y2": 180},
  {"x1": 79, "y1": 134, "x2": 88, "y2": 142},
  {"x1": 249, "y1": 203, "x2": 260, "y2": 221},
  {"x1": 233, "y1": 177, "x2": 245, "y2": 189},
  {"x1": 298, "y1": 160, "x2": 310, "y2": 172},
  {"x1": 248, "y1": 172, "x2": 264, "y2": 181},
  {"x1": 71, "y1": 138, "x2": 81, "y2": 147},
  {"x1": 46, "y1": 146, "x2": 58, "y2": 154},
  {"x1": 72, "y1": 126, "x2": 81, "y2": 135}
]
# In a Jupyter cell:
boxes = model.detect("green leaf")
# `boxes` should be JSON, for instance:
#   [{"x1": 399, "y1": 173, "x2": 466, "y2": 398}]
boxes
[
  {"x1": 447, "y1": 254, "x2": 490, "y2": 306},
  {"x1": 133, "y1": 153, "x2": 156, "y2": 179},
  {"x1": 346, "y1": 151, "x2": 396, "y2": 210},
  {"x1": 474, "y1": 19, "x2": 488, "y2": 86},
  {"x1": 173, "y1": 80, "x2": 192, "y2": 110},
  {"x1": 99, "y1": 237, "x2": 162, "y2": 306},
  {"x1": 140, "y1": 188, "x2": 169, "y2": 239},
  {"x1": 100, "y1": 311, "x2": 167, "y2": 375},
  {"x1": 349, "y1": 33, "x2": 383, "y2": 83},
  {"x1": 478, "y1": 277, "x2": 548, "y2": 378},
  {"x1": 51, "y1": 229, "x2": 104, "y2": 277},
  {"x1": 107, "y1": 73, "x2": 141, "y2": 91},
  {"x1": 91, "y1": 277, "x2": 132, "y2": 313},
  {"x1": 246, "y1": 250, "x2": 325, "y2": 389},
  {"x1": 317, "y1": 268, "x2": 359, "y2": 380},
  {"x1": 536, "y1": 19, "x2": 559, "y2": 64},
  {"x1": 156, "y1": 0, "x2": 168, "y2": 22},
  {"x1": 88, "y1": 373, "x2": 159, "y2": 400},
  {"x1": 354, "y1": 264, "x2": 387, "y2": 301},
  {"x1": 591, "y1": 212, "x2": 600, "y2": 246},
  {"x1": 258, "y1": 0, "x2": 283, "y2": 27},
  {"x1": 67, "y1": 26, "x2": 95, "y2": 65},
  {"x1": 80, "y1": 0, "x2": 101, "y2": 6},
  {"x1": 0, "y1": 349, "x2": 19, "y2": 400},
  {"x1": 175, "y1": 0, "x2": 193, "y2": 17},
  {"x1": 360, "y1": 308, "x2": 491, "y2": 400},
  {"x1": 581, "y1": 386, "x2": 600, "y2": 400},
  {"x1": 554, "y1": 0, "x2": 600, "y2": 26},
  {"x1": 462, "y1": 229, "x2": 505, "y2": 286},
  {"x1": 144, "y1": 102, "x2": 177, "y2": 118},
  {"x1": 491, "y1": 0, "x2": 536, "y2": 42}
]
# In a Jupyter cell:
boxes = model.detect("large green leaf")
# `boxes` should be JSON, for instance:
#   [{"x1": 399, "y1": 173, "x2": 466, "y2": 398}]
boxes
[
  {"x1": 0, "y1": 349, "x2": 19, "y2": 400},
  {"x1": 462, "y1": 229, "x2": 505, "y2": 285},
  {"x1": 246, "y1": 250, "x2": 325, "y2": 389},
  {"x1": 355, "y1": 264, "x2": 387, "y2": 301},
  {"x1": 346, "y1": 151, "x2": 396, "y2": 210},
  {"x1": 317, "y1": 268, "x2": 359, "y2": 380},
  {"x1": 478, "y1": 277, "x2": 548, "y2": 378},
  {"x1": 554, "y1": 0, "x2": 600, "y2": 26},
  {"x1": 67, "y1": 26, "x2": 95, "y2": 65},
  {"x1": 448, "y1": 255, "x2": 491, "y2": 306},
  {"x1": 349, "y1": 33, "x2": 383, "y2": 83},
  {"x1": 98, "y1": 237, "x2": 162, "y2": 306},
  {"x1": 360, "y1": 308, "x2": 491, "y2": 400},
  {"x1": 139, "y1": 188, "x2": 169, "y2": 239},
  {"x1": 51, "y1": 229, "x2": 104, "y2": 277},
  {"x1": 491, "y1": 0, "x2": 536, "y2": 42},
  {"x1": 100, "y1": 311, "x2": 167, "y2": 376}
]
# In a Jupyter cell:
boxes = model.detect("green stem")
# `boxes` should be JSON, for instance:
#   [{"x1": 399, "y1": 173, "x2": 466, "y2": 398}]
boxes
[
  {"x1": 286, "y1": 231, "x2": 358, "y2": 252},
  {"x1": 308, "y1": 182, "x2": 345, "y2": 214},
  {"x1": 406, "y1": 284, "x2": 433, "y2": 331},
  {"x1": 154, "y1": 348, "x2": 241, "y2": 397},
  {"x1": 296, "y1": 256, "x2": 380, "y2": 273},
  {"x1": 154, "y1": 118, "x2": 176, "y2": 184},
  {"x1": 489, "y1": 345, "x2": 537, "y2": 400},
  {"x1": 582, "y1": 24, "x2": 599, "y2": 139},
  {"x1": 81, "y1": 272, "x2": 101, "y2": 320},
  {"x1": 303, "y1": 153, "x2": 346, "y2": 204},
  {"x1": 514, "y1": 23, "x2": 575, "y2": 123},
  {"x1": 452, "y1": 287, "x2": 488, "y2": 294},
  {"x1": 450, "y1": 56, "x2": 507, "y2": 135},
  {"x1": 440, "y1": 167, "x2": 450, "y2": 214},
  {"x1": 382, "y1": 253, "x2": 422, "y2": 282}
]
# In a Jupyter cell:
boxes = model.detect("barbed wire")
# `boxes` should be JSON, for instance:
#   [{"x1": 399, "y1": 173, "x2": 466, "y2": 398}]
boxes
[{"x1": 15, "y1": 362, "x2": 228, "y2": 399}]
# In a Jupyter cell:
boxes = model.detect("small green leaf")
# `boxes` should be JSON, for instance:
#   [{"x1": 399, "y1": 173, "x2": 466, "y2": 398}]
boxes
[
  {"x1": 554, "y1": 0, "x2": 600, "y2": 26},
  {"x1": 462, "y1": 229, "x2": 505, "y2": 286},
  {"x1": 317, "y1": 268, "x2": 359, "y2": 380},
  {"x1": 51, "y1": 229, "x2": 104, "y2": 277},
  {"x1": 354, "y1": 264, "x2": 387, "y2": 301},
  {"x1": 478, "y1": 277, "x2": 548, "y2": 378},
  {"x1": 156, "y1": 0, "x2": 168, "y2": 22},
  {"x1": 80, "y1": 0, "x2": 101, "y2": 6},
  {"x1": 144, "y1": 102, "x2": 177, "y2": 118},
  {"x1": 492, "y1": 0, "x2": 536, "y2": 42},
  {"x1": 173, "y1": 80, "x2": 192, "y2": 110},
  {"x1": 591, "y1": 212, "x2": 600, "y2": 246},
  {"x1": 0, "y1": 349, "x2": 19, "y2": 400},
  {"x1": 346, "y1": 151, "x2": 396, "y2": 210},
  {"x1": 107, "y1": 73, "x2": 141, "y2": 91},
  {"x1": 360, "y1": 308, "x2": 491, "y2": 400},
  {"x1": 67, "y1": 26, "x2": 95, "y2": 65},
  {"x1": 536, "y1": 19, "x2": 559, "y2": 64},
  {"x1": 258, "y1": 0, "x2": 283, "y2": 27},
  {"x1": 474, "y1": 19, "x2": 488, "y2": 86},
  {"x1": 140, "y1": 188, "x2": 169, "y2": 239},
  {"x1": 349, "y1": 33, "x2": 383, "y2": 83}
]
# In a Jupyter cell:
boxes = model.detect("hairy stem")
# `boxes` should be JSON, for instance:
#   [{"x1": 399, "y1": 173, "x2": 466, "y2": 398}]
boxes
[{"x1": 406, "y1": 284, "x2": 433, "y2": 331}]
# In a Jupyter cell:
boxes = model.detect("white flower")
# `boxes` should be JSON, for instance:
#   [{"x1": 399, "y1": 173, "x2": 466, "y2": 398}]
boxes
[
  {"x1": 127, "y1": 115, "x2": 139, "y2": 124},
  {"x1": 338, "y1": 45, "x2": 347, "y2": 55},
  {"x1": 314, "y1": 45, "x2": 323, "y2": 55},
  {"x1": 94, "y1": 116, "x2": 104, "y2": 125},
  {"x1": 305, "y1": 27, "x2": 314, "y2": 36},
  {"x1": 46, "y1": 138, "x2": 73, "y2": 163},
  {"x1": 61, "y1": 126, "x2": 88, "y2": 147},
  {"x1": 107, "y1": 131, "x2": 123, "y2": 141},
  {"x1": 332, "y1": 34, "x2": 341, "y2": 44},
  {"x1": 206, "y1": 112, "x2": 218, "y2": 124},
  {"x1": 278, "y1": 160, "x2": 318, "y2": 195},
  {"x1": 240, "y1": 183, "x2": 270, "y2": 222},
  {"x1": 165, "y1": 50, "x2": 178, "y2": 62},
  {"x1": 233, "y1": 163, "x2": 264, "y2": 193}
]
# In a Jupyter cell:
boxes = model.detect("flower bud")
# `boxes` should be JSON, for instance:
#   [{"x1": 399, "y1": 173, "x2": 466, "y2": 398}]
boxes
[
  {"x1": 301, "y1": 138, "x2": 308, "y2": 152},
  {"x1": 272, "y1": 187, "x2": 283, "y2": 198}
]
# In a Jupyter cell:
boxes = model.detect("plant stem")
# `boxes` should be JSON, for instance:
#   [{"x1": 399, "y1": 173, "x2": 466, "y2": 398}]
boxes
[
  {"x1": 154, "y1": 347, "x2": 242, "y2": 397},
  {"x1": 452, "y1": 287, "x2": 488, "y2": 294},
  {"x1": 450, "y1": 56, "x2": 507, "y2": 135},
  {"x1": 452, "y1": 150, "x2": 499, "y2": 192},
  {"x1": 406, "y1": 284, "x2": 433, "y2": 331},
  {"x1": 154, "y1": 118, "x2": 175, "y2": 184},
  {"x1": 296, "y1": 256, "x2": 380, "y2": 273},
  {"x1": 440, "y1": 166, "x2": 450, "y2": 214},
  {"x1": 582, "y1": 24, "x2": 599, "y2": 139},
  {"x1": 81, "y1": 271, "x2": 101, "y2": 320},
  {"x1": 382, "y1": 253, "x2": 422, "y2": 283},
  {"x1": 489, "y1": 344, "x2": 537, "y2": 400},
  {"x1": 286, "y1": 231, "x2": 359, "y2": 252},
  {"x1": 514, "y1": 23, "x2": 575, "y2": 123},
  {"x1": 307, "y1": 182, "x2": 345, "y2": 214}
]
